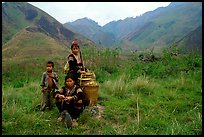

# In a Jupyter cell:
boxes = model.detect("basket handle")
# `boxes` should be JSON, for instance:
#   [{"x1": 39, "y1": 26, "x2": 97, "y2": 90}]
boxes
[{"x1": 79, "y1": 74, "x2": 83, "y2": 87}]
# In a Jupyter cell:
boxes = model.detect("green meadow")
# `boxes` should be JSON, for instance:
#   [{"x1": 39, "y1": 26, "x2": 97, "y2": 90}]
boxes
[{"x1": 2, "y1": 47, "x2": 202, "y2": 135}]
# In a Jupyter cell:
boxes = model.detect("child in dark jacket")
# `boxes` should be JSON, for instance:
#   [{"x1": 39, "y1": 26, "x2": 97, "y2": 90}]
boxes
[
  {"x1": 67, "y1": 41, "x2": 85, "y2": 85},
  {"x1": 54, "y1": 72, "x2": 87, "y2": 128}
]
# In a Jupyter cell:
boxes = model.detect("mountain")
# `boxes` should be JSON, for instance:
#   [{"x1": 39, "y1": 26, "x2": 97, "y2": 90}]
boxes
[
  {"x1": 104, "y1": 2, "x2": 202, "y2": 50},
  {"x1": 129, "y1": 2, "x2": 201, "y2": 49},
  {"x1": 64, "y1": 17, "x2": 116, "y2": 47},
  {"x1": 64, "y1": 2, "x2": 202, "y2": 51},
  {"x1": 175, "y1": 25, "x2": 202, "y2": 54},
  {"x1": 2, "y1": 2, "x2": 96, "y2": 50}
]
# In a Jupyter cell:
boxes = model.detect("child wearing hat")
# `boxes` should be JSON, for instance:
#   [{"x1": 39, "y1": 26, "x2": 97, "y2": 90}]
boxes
[{"x1": 67, "y1": 41, "x2": 85, "y2": 85}]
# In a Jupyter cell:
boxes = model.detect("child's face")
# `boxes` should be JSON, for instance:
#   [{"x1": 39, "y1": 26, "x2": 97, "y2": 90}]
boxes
[
  {"x1": 65, "y1": 78, "x2": 75, "y2": 88},
  {"x1": 46, "y1": 64, "x2": 53, "y2": 72},
  {"x1": 72, "y1": 46, "x2": 79, "y2": 55}
]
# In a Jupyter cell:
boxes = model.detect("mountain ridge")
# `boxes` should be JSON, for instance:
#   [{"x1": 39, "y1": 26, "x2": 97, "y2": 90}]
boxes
[
  {"x1": 64, "y1": 2, "x2": 202, "y2": 52},
  {"x1": 2, "y1": 2, "x2": 96, "y2": 47},
  {"x1": 2, "y1": 2, "x2": 97, "y2": 62},
  {"x1": 2, "y1": 2, "x2": 202, "y2": 55}
]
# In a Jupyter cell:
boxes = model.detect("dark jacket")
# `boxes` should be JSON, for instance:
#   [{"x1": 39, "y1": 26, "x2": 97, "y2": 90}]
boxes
[
  {"x1": 68, "y1": 54, "x2": 83, "y2": 80},
  {"x1": 54, "y1": 85, "x2": 88, "y2": 119},
  {"x1": 40, "y1": 71, "x2": 59, "y2": 90}
]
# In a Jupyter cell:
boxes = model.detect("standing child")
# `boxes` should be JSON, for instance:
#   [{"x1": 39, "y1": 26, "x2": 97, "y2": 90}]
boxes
[
  {"x1": 54, "y1": 72, "x2": 87, "y2": 128},
  {"x1": 67, "y1": 41, "x2": 85, "y2": 85},
  {"x1": 40, "y1": 61, "x2": 59, "y2": 111}
]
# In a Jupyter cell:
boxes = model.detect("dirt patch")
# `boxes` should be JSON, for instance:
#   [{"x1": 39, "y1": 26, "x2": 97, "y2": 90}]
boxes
[{"x1": 85, "y1": 104, "x2": 105, "y2": 119}]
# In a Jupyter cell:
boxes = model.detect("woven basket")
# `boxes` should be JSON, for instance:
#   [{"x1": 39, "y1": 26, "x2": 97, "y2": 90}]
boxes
[
  {"x1": 79, "y1": 71, "x2": 96, "y2": 87},
  {"x1": 81, "y1": 71, "x2": 96, "y2": 79},
  {"x1": 79, "y1": 70, "x2": 99, "y2": 106},
  {"x1": 78, "y1": 78, "x2": 95, "y2": 87},
  {"x1": 83, "y1": 84, "x2": 99, "y2": 106}
]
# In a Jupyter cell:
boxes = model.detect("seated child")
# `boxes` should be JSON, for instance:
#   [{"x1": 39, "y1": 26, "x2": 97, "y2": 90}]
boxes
[{"x1": 54, "y1": 72, "x2": 87, "y2": 128}]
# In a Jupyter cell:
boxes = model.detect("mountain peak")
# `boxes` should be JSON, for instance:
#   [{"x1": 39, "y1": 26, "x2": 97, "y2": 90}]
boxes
[{"x1": 70, "y1": 17, "x2": 100, "y2": 27}]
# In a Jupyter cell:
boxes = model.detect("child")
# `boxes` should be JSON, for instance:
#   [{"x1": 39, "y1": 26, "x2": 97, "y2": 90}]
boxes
[
  {"x1": 54, "y1": 72, "x2": 87, "y2": 128},
  {"x1": 67, "y1": 41, "x2": 85, "y2": 84},
  {"x1": 40, "y1": 61, "x2": 59, "y2": 111}
]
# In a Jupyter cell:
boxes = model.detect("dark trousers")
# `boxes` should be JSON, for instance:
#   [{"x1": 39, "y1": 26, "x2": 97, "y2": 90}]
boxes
[{"x1": 55, "y1": 101, "x2": 83, "y2": 119}]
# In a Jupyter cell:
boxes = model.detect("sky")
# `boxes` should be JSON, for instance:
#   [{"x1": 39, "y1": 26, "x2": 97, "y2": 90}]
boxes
[{"x1": 29, "y1": 2, "x2": 171, "y2": 26}]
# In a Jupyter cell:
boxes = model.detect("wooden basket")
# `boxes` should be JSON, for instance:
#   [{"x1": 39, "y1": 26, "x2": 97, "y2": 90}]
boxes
[
  {"x1": 79, "y1": 70, "x2": 99, "y2": 106},
  {"x1": 78, "y1": 78, "x2": 96, "y2": 87},
  {"x1": 83, "y1": 84, "x2": 99, "y2": 106},
  {"x1": 79, "y1": 71, "x2": 96, "y2": 87}
]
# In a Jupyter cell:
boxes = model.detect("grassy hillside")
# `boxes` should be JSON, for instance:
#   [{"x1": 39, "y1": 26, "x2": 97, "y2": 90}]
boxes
[
  {"x1": 2, "y1": 2, "x2": 53, "y2": 45},
  {"x1": 2, "y1": 28, "x2": 69, "y2": 90},
  {"x1": 176, "y1": 25, "x2": 202, "y2": 55},
  {"x1": 2, "y1": 28, "x2": 68, "y2": 63},
  {"x1": 2, "y1": 2, "x2": 30, "y2": 44},
  {"x1": 2, "y1": 44, "x2": 202, "y2": 135},
  {"x1": 2, "y1": 2, "x2": 96, "y2": 48}
]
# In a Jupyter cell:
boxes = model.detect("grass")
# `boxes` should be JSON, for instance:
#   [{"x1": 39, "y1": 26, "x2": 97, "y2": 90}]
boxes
[{"x1": 2, "y1": 47, "x2": 202, "y2": 135}]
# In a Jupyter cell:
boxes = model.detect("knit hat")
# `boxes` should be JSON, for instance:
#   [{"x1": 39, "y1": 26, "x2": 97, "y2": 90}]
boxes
[
  {"x1": 72, "y1": 41, "x2": 78, "y2": 45},
  {"x1": 71, "y1": 41, "x2": 79, "y2": 49}
]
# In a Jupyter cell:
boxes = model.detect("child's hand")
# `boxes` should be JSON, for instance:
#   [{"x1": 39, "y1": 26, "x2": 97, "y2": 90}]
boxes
[
  {"x1": 80, "y1": 70, "x2": 86, "y2": 74},
  {"x1": 65, "y1": 96, "x2": 73, "y2": 101},
  {"x1": 59, "y1": 95, "x2": 65, "y2": 99}
]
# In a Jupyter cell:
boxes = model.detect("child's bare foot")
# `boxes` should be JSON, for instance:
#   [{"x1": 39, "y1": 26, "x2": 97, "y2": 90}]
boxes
[
  {"x1": 57, "y1": 115, "x2": 63, "y2": 122},
  {"x1": 72, "y1": 119, "x2": 78, "y2": 127}
]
